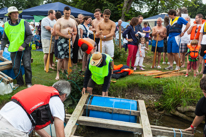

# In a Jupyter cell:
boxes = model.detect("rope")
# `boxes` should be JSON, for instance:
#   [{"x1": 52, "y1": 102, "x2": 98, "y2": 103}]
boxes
[
  {"x1": 173, "y1": 128, "x2": 176, "y2": 137},
  {"x1": 179, "y1": 129, "x2": 182, "y2": 137},
  {"x1": 86, "y1": 95, "x2": 93, "y2": 116},
  {"x1": 50, "y1": 124, "x2": 53, "y2": 137},
  {"x1": 0, "y1": 51, "x2": 24, "y2": 91}
]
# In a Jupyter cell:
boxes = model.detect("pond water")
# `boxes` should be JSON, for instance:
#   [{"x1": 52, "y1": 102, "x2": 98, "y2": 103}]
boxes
[{"x1": 76, "y1": 110, "x2": 204, "y2": 137}]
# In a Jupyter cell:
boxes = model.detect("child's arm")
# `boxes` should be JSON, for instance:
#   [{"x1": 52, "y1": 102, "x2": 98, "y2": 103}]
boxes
[{"x1": 139, "y1": 44, "x2": 142, "y2": 57}]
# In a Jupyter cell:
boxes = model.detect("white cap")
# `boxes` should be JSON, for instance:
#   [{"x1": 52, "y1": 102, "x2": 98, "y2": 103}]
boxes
[{"x1": 5, "y1": 6, "x2": 22, "y2": 16}]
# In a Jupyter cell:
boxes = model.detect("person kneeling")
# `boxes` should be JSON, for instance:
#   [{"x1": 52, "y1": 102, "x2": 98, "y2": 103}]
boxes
[
  {"x1": 185, "y1": 40, "x2": 200, "y2": 77},
  {"x1": 82, "y1": 52, "x2": 114, "y2": 97}
]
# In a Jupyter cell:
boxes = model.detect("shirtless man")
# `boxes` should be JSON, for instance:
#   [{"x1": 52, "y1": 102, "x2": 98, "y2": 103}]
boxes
[
  {"x1": 92, "y1": 8, "x2": 104, "y2": 51},
  {"x1": 55, "y1": 6, "x2": 77, "y2": 80},
  {"x1": 152, "y1": 17, "x2": 167, "y2": 68},
  {"x1": 96, "y1": 9, "x2": 116, "y2": 58}
]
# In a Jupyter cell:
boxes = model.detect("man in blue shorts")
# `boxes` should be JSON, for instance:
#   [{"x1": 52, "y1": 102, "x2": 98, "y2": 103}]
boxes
[
  {"x1": 165, "y1": 9, "x2": 190, "y2": 70},
  {"x1": 151, "y1": 18, "x2": 167, "y2": 69}
]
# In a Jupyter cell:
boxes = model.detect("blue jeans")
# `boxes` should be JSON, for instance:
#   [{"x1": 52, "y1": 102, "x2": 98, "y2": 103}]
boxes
[{"x1": 10, "y1": 46, "x2": 32, "y2": 85}]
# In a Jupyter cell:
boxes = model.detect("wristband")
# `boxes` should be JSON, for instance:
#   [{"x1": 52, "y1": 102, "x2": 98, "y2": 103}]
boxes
[
  {"x1": 190, "y1": 125, "x2": 196, "y2": 129},
  {"x1": 104, "y1": 36, "x2": 106, "y2": 39}
]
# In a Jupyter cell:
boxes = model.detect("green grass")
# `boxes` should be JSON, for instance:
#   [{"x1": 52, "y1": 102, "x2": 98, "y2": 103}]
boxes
[{"x1": 0, "y1": 46, "x2": 203, "y2": 111}]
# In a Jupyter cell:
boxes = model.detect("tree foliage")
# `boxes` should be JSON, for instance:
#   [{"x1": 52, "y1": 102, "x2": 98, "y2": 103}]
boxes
[{"x1": 0, "y1": 0, "x2": 44, "y2": 10}]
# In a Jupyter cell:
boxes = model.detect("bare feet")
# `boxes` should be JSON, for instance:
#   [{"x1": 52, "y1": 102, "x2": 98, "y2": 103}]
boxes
[
  {"x1": 55, "y1": 76, "x2": 59, "y2": 80},
  {"x1": 49, "y1": 66, "x2": 56, "y2": 70}
]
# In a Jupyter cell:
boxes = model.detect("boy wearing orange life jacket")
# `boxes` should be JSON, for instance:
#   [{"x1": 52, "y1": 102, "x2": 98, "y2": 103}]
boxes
[
  {"x1": 185, "y1": 40, "x2": 200, "y2": 77},
  {"x1": 78, "y1": 38, "x2": 96, "y2": 72}
]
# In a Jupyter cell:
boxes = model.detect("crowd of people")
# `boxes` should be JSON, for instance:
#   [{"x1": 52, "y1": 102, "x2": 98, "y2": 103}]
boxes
[{"x1": 2, "y1": 5, "x2": 206, "y2": 137}]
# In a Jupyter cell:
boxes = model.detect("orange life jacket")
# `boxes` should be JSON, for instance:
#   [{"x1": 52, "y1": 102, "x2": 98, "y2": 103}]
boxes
[
  {"x1": 187, "y1": 44, "x2": 200, "y2": 58},
  {"x1": 78, "y1": 38, "x2": 94, "y2": 54},
  {"x1": 190, "y1": 19, "x2": 206, "y2": 40},
  {"x1": 113, "y1": 64, "x2": 123, "y2": 70},
  {"x1": 11, "y1": 85, "x2": 60, "y2": 130},
  {"x1": 116, "y1": 68, "x2": 134, "y2": 75}
]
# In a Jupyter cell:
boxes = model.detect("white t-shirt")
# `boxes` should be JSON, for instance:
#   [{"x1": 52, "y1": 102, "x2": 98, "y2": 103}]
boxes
[
  {"x1": 200, "y1": 23, "x2": 206, "y2": 44},
  {"x1": 181, "y1": 25, "x2": 191, "y2": 44},
  {"x1": 0, "y1": 97, "x2": 65, "y2": 133}
]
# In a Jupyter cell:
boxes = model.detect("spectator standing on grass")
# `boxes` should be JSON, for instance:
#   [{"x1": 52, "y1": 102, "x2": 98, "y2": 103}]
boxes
[
  {"x1": 151, "y1": 17, "x2": 167, "y2": 69},
  {"x1": 0, "y1": 6, "x2": 33, "y2": 88},
  {"x1": 162, "y1": 16, "x2": 170, "y2": 65},
  {"x1": 41, "y1": 10, "x2": 56, "y2": 71},
  {"x1": 180, "y1": 16, "x2": 191, "y2": 68},
  {"x1": 123, "y1": 17, "x2": 139, "y2": 68},
  {"x1": 142, "y1": 22, "x2": 150, "y2": 49},
  {"x1": 165, "y1": 9, "x2": 190, "y2": 70},
  {"x1": 115, "y1": 19, "x2": 124, "y2": 47}
]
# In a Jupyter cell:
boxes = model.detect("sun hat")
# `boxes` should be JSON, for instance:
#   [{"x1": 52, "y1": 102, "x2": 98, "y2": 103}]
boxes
[
  {"x1": 5, "y1": 6, "x2": 22, "y2": 16},
  {"x1": 90, "y1": 52, "x2": 102, "y2": 66}
]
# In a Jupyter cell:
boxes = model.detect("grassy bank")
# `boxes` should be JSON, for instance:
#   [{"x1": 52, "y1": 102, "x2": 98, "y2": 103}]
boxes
[{"x1": 0, "y1": 46, "x2": 203, "y2": 111}]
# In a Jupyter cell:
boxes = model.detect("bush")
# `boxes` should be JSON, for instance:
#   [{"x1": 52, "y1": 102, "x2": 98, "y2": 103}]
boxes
[{"x1": 113, "y1": 41, "x2": 127, "y2": 61}]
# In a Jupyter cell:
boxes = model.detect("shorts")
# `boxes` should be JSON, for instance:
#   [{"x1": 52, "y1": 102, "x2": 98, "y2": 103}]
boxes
[
  {"x1": 203, "y1": 65, "x2": 206, "y2": 74},
  {"x1": 54, "y1": 39, "x2": 59, "y2": 57},
  {"x1": 152, "y1": 40, "x2": 164, "y2": 53},
  {"x1": 167, "y1": 35, "x2": 181, "y2": 53},
  {"x1": 57, "y1": 37, "x2": 72, "y2": 59},
  {"x1": 187, "y1": 61, "x2": 198, "y2": 70},
  {"x1": 200, "y1": 44, "x2": 206, "y2": 57},
  {"x1": 98, "y1": 39, "x2": 114, "y2": 57},
  {"x1": 87, "y1": 78, "x2": 111, "y2": 92},
  {"x1": 163, "y1": 39, "x2": 167, "y2": 53},
  {"x1": 0, "y1": 115, "x2": 28, "y2": 137},
  {"x1": 145, "y1": 37, "x2": 149, "y2": 42},
  {"x1": 42, "y1": 39, "x2": 54, "y2": 54},
  {"x1": 180, "y1": 43, "x2": 188, "y2": 53}
]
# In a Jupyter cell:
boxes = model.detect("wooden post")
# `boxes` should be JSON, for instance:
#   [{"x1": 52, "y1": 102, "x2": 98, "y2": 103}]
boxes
[
  {"x1": 93, "y1": 31, "x2": 95, "y2": 41},
  {"x1": 64, "y1": 93, "x2": 89, "y2": 137},
  {"x1": 67, "y1": 32, "x2": 72, "y2": 74},
  {"x1": 138, "y1": 100, "x2": 152, "y2": 137},
  {"x1": 45, "y1": 35, "x2": 53, "y2": 73},
  {"x1": 100, "y1": 38, "x2": 102, "y2": 53},
  {"x1": 119, "y1": 25, "x2": 121, "y2": 50},
  {"x1": 152, "y1": 34, "x2": 158, "y2": 68}
]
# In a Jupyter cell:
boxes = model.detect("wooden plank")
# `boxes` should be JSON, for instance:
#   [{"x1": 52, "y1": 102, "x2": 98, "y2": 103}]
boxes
[
  {"x1": 64, "y1": 93, "x2": 89, "y2": 137},
  {"x1": 0, "y1": 71, "x2": 13, "y2": 84},
  {"x1": 66, "y1": 115, "x2": 143, "y2": 133},
  {"x1": 132, "y1": 70, "x2": 161, "y2": 75},
  {"x1": 154, "y1": 73, "x2": 184, "y2": 78},
  {"x1": 0, "y1": 61, "x2": 12, "y2": 66},
  {"x1": 0, "y1": 64, "x2": 12, "y2": 71},
  {"x1": 145, "y1": 70, "x2": 179, "y2": 76},
  {"x1": 138, "y1": 100, "x2": 152, "y2": 137},
  {"x1": 84, "y1": 104, "x2": 140, "y2": 116},
  {"x1": 0, "y1": 56, "x2": 9, "y2": 61},
  {"x1": 65, "y1": 115, "x2": 193, "y2": 137}
]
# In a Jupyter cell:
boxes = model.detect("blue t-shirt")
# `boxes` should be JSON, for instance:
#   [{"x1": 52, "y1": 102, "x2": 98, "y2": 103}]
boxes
[
  {"x1": 169, "y1": 17, "x2": 188, "y2": 37},
  {"x1": 143, "y1": 26, "x2": 150, "y2": 38}
]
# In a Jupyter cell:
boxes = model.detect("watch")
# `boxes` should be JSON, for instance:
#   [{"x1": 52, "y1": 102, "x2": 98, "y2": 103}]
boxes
[{"x1": 104, "y1": 36, "x2": 106, "y2": 39}]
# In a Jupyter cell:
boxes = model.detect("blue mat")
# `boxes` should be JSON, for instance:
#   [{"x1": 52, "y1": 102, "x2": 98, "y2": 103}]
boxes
[{"x1": 35, "y1": 49, "x2": 43, "y2": 52}]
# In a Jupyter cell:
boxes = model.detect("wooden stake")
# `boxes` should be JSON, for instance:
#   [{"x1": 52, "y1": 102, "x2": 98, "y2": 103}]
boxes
[
  {"x1": 119, "y1": 25, "x2": 121, "y2": 50},
  {"x1": 93, "y1": 31, "x2": 95, "y2": 41},
  {"x1": 45, "y1": 35, "x2": 53, "y2": 73},
  {"x1": 152, "y1": 34, "x2": 158, "y2": 68},
  {"x1": 100, "y1": 38, "x2": 102, "y2": 53},
  {"x1": 67, "y1": 32, "x2": 72, "y2": 74}
]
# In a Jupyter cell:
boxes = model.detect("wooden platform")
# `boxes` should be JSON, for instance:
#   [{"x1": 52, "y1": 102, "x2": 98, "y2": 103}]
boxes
[{"x1": 64, "y1": 94, "x2": 193, "y2": 137}]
